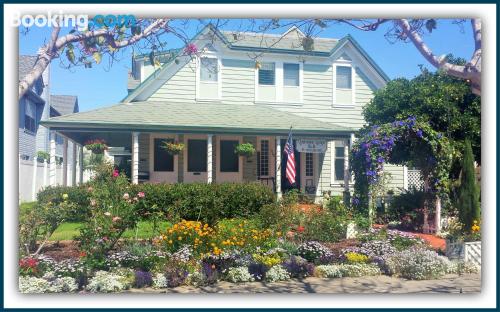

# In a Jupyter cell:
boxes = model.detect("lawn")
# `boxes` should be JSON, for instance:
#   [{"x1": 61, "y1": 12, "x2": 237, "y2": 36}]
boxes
[{"x1": 49, "y1": 221, "x2": 171, "y2": 241}]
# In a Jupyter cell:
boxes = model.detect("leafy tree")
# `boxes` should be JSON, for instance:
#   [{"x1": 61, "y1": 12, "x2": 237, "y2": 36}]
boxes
[
  {"x1": 457, "y1": 139, "x2": 480, "y2": 233},
  {"x1": 362, "y1": 64, "x2": 481, "y2": 171}
]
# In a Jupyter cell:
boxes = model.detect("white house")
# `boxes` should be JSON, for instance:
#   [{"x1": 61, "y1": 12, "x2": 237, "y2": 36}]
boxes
[{"x1": 41, "y1": 25, "x2": 408, "y2": 201}]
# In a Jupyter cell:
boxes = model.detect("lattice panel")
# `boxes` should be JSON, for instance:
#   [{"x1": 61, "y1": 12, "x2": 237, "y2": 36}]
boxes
[
  {"x1": 408, "y1": 169, "x2": 424, "y2": 190},
  {"x1": 465, "y1": 242, "x2": 482, "y2": 267}
]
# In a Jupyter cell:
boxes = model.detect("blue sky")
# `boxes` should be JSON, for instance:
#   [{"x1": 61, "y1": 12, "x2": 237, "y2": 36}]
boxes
[{"x1": 19, "y1": 19, "x2": 474, "y2": 112}]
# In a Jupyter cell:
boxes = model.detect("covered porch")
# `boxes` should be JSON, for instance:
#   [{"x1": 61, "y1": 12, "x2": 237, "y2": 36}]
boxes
[{"x1": 41, "y1": 101, "x2": 354, "y2": 199}]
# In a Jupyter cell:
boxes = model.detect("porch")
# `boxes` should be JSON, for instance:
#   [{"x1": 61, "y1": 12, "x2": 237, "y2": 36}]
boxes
[{"x1": 40, "y1": 101, "x2": 355, "y2": 199}]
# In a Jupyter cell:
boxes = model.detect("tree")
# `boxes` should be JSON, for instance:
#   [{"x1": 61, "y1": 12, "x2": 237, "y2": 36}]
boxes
[
  {"x1": 335, "y1": 19, "x2": 481, "y2": 95},
  {"x1": 362, "y1": 65, "x2": 481, "y2": 171},
  {"x1": 457, "y1": 139, "x2": 480, "y2": 233}
]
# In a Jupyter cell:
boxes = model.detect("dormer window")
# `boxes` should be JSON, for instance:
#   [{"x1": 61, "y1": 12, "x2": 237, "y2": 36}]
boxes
[
  {"x1": 283, "y1": 63, "x2": 300, "y2": 86},
  {"x1": 333, "y1": 63, "x2": 355, "y2": 106},
  {"x1": 200, "y1": 57, "x2": 218, "y2": 82},
  {"x1": 336, "y1": 66, "x2": 352, "y2": 89}
]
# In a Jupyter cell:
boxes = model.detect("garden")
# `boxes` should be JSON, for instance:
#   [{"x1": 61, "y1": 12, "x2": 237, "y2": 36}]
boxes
[{"x1": 18, "y1": 149, "x2": 480, "y2": 293}]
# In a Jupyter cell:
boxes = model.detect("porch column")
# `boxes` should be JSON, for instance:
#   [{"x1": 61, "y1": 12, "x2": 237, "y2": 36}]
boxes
[
  {"x1": 435, "y1": 196, "x2": 442, "y2": 234},
  {"x1": 71, "y1": 142, "x2": 77, "y2": 186},
  {"x1": 62, "y1": 137, "x2": 68, "y2": 186},
  {"x1": 132, "y1": 132, "x2": 139, "y2": 184},
  {"x1": 79, "y1": 144, "x2": 84, "y2": 184},
  {"x1": 275, "y1": 136, "x2": 282, "y2": 199},
  {"x1": 49, "y1": 130, "x2": 57, "y2": 186},
  {"x1": 343, "y1": 139, "x2": 349, "y2": 193},
  {"x1": 207, "y1": 134, "x2": 213, "y2": 183}
]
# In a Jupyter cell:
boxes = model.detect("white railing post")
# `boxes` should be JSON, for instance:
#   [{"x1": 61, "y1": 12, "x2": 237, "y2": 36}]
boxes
[
  {"x1": 79, "y1": 145, "x2": 84, "y2": 184},
  {"x1": 132, "y1": 132, "x2": 139, "y2": 184},
  {"x1": 403, "y1": 165, "x2": 408, "y2": 190},
  {"x1": 71, "y1": 142, "x2": 77, "y2": 186},
  {"x1": 49, "y1": 130, "x2": 57, "y2": 186},
  {"x1": 275, "y1": 137, "x2": 281, "y2": 199},
  {"x1": 62, "y1": 137, "x2": 68, "y2": 186},
  {"x1": 207, "y1": 134, "x2": 213, "y2": 183}
]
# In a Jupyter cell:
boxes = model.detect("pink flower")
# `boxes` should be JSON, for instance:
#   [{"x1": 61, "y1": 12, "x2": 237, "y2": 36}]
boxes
[
  {"x1": 133, "y1": 197, "x2": 138, "y2": 202},
  {"x1": 87, "y1": 186, "x2": 93, "y2": 192},
  {"x1": 112, "y1": 216, "x2": 122, "y2": 223},
  {"x1": 286, "y1": 231, "x2": 295, "y2": 239},
  {"x1": 184, "y1": 43, "x2": 198, "y2": 55},
  {"x1": 123, "y1": 193, "x2": 130, "y2": 200},
  {"x1": 103, "y1": 236, "x2": 109, "y2": 241},
  {"x1": 113, "y1": 169, "x2": 119, "y2": 177},
  {"x1": 90, "y1": 199, "x2": 96, "y2": 207},
  {"x1": 138, "y1": 192, "x2": 145, "y2": 198}
]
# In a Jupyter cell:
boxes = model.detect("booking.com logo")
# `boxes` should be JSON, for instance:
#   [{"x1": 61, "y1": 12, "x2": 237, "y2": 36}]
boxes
[{"x1": 11, "y1": 11, "x2": 136, "y2": 31}]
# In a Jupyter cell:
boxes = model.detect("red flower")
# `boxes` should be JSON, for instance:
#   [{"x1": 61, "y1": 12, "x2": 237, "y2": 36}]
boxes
[
  {"x1": 297, "y1": 226, "x2": 305, "y2": 233},
  {"x1": 79, "y1": 251, "x2": 87, "y2": 258},
  {"x1": 184, "y1": 43, "x2": 198, "y2": 55},
  {"x1": 112, "y1": 169, "x2": 119, "y2": 177}
]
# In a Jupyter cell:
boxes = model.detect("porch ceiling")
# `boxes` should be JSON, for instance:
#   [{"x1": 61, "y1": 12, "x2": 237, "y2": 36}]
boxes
[{"x1": 40, "y1": 101, "x2": 352, "y2": 142}]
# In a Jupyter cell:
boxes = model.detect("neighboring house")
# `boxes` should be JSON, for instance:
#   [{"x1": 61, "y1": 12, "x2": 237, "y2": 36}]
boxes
[
  {"x1": 19, "y1": 55, "x2": 50, "y2": 161},
  {"x1": 41, "y1": 25, "x2": 407, "y2": 200},
  {"x1": 50, "y1": 95, "x2": 79, "y2": 158}
]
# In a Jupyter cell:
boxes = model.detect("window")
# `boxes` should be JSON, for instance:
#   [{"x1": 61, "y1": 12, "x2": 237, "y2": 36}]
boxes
[
  {"x1": 56, "y1": 134, "x2": 64, "y2": 145},
  {"x1": 283, "y1": 63, "x2": 300, "y2": 86},
  {"x1": 336, "y1": 66, "x2": 352, "y2": 89},
  {"x1": 259, "y1": 140, "x2": 269, "y2": 176},
  {"x1": 220, "y1": 140, "x2": 239, "y2": 172},
  {"x1": 24, "y1": 101, "x2": 36, "y2": 133},
  {"x1": 305, "y1": 153, "x2": 314, "y2": 177},
  {"x1": 200, "y1": 57, "x2": 218, "y2": 82},
  {"x1": 154, "y1": 138, "x2": 174, "y2": 172},
  {"x1": 187, "y1": 139, "x2": 207, "y2": 172},
  {"x1": 334, "y1": 141, "x2": 345, "y2": 181},
  {"x1": 258, "y1": 62, "x2": 275, "y2": 85}
]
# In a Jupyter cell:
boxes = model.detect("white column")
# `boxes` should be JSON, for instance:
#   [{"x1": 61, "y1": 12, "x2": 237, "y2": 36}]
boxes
[
  {"x1": 435, "y1": 196, "x2": 442, "y2": 234},
  {"x1": 49, "y1": 130, "x2": 57, "y2": 186},
  {"x1": 71, "y1": 142, "x2": 77, "y2": 186},
  {"x1": 79, "y1": 145, "x2": 84, "y2": 184},
  {"x1": 207, "y1": 134, "x2": 213, "y2": 183},
  {"x1": 132, "y1": 132, "x2": 139, "y2": 184},
  {"x1": 343, "y1": 139, "x2": 350, "y2": 193},
  {"x1": 31, "y1": 157, "x2": 38, "y2": 201},
  {"x1": 62, "y1": 137, "x2": 68, "y2": 186},
  {"x1": 275, "y1": 136, "x2": 282, "y2": 199},
  {"x1": 43, "y1": 159, "x2": 48, "y2": 186}
]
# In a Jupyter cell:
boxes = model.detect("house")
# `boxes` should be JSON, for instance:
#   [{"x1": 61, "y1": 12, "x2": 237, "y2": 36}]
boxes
[
  {"x1": 41, "y1": 25, "x2": 407, "y2": 200},
  {"x1": 19, "y1": 55, "x2": 50, "y2": 161}
]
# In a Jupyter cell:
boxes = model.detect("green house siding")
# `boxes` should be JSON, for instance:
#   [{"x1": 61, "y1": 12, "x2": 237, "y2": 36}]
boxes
[
  {"x1": 149, "y1": 60, "x2": 196, "y2": 102},
  {"x1": 221, "y1": 59, "x2": 255, "y2": 105}
]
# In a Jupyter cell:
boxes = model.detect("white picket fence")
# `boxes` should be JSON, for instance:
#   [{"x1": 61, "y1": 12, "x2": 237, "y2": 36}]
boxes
[{"x1": 18, "y1": 158, "x2": 92, "y2": 203}]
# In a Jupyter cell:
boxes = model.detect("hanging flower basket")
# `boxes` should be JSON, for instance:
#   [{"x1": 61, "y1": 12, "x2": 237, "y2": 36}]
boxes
[
  {"x1": 302, "y1": 37, "x2": 314, "y2": 51},
  {"x1": 84, "y1": 139, "x2": 108, "y2": 154},
  {"x1": 234, "y1": 143, "x2": 255, "y2": 157},
  {"x1": 162, "y1": 141, "x2": 185, "y2": 155}
]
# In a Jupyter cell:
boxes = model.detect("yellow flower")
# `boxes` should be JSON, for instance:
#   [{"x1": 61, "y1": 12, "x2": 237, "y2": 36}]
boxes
[
  {"x1": 168, "y1": 240, "x2": 173, "y2": 244},
  {"x1": 178, "y1": 236, "x2": 183, "y2": 240},
  {"x1": 62, "y1": 193, "x2": 69, "y2": 200}
]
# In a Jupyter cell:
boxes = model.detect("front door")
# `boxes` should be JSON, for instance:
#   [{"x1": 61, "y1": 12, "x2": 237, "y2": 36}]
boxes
[{"x1": 280, "y1": 139, "x2": 301, "y2": 192}]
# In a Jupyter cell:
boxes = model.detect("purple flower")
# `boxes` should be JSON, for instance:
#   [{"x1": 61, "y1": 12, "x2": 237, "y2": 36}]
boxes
[
  {"x1": 352, "y1": 197, "x2": 360, "y2": 206},
  {"x1": 416, "y1": 129, "x2": 423, "y2": 138},
  {"x1": 366, "y1": 170, "x2": 376, "y2": 177},
  {"x1": 371, "y1": 139, "x2": 380, "y2": 145},
  {"x1": 437, "y1": 133, "x2": 442, "y2": 139},
  {"x1": 184, "y1": 43, "x2": 198, "y2": 55},
  {"x1": 397, "y1": 121, "x2": 405, "y2": 127},
  {"x1": 377, "y1": 156, "x2": 385, "y2": 163}
]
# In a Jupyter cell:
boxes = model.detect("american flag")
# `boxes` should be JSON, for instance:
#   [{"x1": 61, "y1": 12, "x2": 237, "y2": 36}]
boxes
[{"x1": 284, "y1": 129, "x2": 296, "y2": 185}]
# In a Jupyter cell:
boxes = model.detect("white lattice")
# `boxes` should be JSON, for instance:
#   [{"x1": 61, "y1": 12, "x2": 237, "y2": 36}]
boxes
[
  {"x1": 464, "y1": 242, "x2": 482, "y2": 267},
  {"x1": 408, "y1": 169, "x2": 424, "y2": 190}
]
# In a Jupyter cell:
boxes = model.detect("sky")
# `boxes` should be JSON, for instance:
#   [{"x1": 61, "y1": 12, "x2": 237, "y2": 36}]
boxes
[{"x1": 18, "y1": 19, "x2": 475, "y2": 112}]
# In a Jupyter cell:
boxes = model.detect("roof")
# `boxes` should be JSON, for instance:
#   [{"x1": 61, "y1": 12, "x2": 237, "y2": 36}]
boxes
[
  {"x1": 50, "y1": 95, "x2": 79, "y2": 115},
  {"x1": 41, "y1": 101, "x2": 351, "y2": 136},
  {"x1": 19, "y1": 55, "x2": 38, "y2": 80}
]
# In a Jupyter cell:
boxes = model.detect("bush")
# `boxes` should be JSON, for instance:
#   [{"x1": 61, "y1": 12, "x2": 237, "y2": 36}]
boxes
[
  {"x1": 345, "y1": 252, "x2": 369, "y2": 264},
  {"x1": 337, "y1": 263, "x2": 381, "y2": 277},
  {"x1": 314, "y1": 265, "x2": 342, "y2": 278},
  {"x1": 36, "y1": 185, "x2": 91, "y2": 222},
  {"x1": 282, "y1": 256, "x2": 315, "y2": 278},
  {"x1": 383, "y1": 247, "x2": 450, "y2": 280},
  {"x1": 297, "y1": 241, "x2": 333, "y2": 263},
  {"x1": 388, "y1": 187, "x2": 429, "y2": 231},
  {"x1": 19, "y1": 275, "x2": 78, "y2": 293},
  {"x1": 457, "y1": 139, "x2": 481, "y2": 233},
  {"x1": 301, "y1": 209, "x2": 347, "y2": 242},
  {"x1": 226, "y1": 267, "x2": 254, "y2": 283},
  {"x1": 86, "y1": 270, "x2": 132, "y2": 292},
  {"x1": 265, "y1": 265, "x2": 291, "y2": 282},
  {"x1": 134, "y1": 270, "x2": 153, "y2": 288}
]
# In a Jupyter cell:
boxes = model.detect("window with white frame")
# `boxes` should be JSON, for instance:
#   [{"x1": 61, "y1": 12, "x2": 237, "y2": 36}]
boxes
[
  {"x1": 336, "y1": 66, "x2": 352, "y2": 89},
  {"x1": 200, "y1": 57, "x2": 218, "y2": 82},
  {"x1": 305, "y1": 153, "x2": 314, "y2": 177},
  {"x1": 24, "y1": 101, "x2": 36, "y2": 133},
  {"x1": 258, "y1": 62, "x2": 275, "y2": 85},
  {"x1": 259, "y1": 139, "x2": 269, "y2": 177},
  {"x1": 334, "y1": 141, "x2": 345, "y2": 181},
  {"x1": 283, "y1": 63, "x2": 299, "y2": 86}
]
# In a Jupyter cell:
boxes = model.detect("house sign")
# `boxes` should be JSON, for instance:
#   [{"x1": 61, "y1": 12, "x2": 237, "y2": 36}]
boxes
[{"x1": 296, "y1": 139, "x2": 327, "y2": 153}]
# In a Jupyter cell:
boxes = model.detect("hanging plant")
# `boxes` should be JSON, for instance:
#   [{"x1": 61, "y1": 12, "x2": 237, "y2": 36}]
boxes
[
  {"x1": 84, "y1": 139, "x2": 108, "y2": 154},
  {"x1": 302, "y1": 36, "x2": 314, "y2": 51},
  {"x1": 162, "y1": 141, "x2": 185, "y2": 155},
  {"x1": 255, "y1": 60, "x2": 262, "y2": 69},
  {"x1": 36, "y1": 151, "x2": 50, "y2": 163},
  {"x1": 234, "y1": 143, "x2": 256, "y2": 157}
]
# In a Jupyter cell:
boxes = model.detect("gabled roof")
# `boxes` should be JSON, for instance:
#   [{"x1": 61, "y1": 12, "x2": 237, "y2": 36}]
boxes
[
  {"x1": 41, "y1": 101, "x2": 351, "y2": 136},
  {"x1": 19, "y1": 55, "x2": 38, "y2": 80},
  {"x1": 124, "y1": 24, "x2": 389, "y2": 103},
  {"x1": 50, "y1": 95, "x2": 79, "y2": 116}
]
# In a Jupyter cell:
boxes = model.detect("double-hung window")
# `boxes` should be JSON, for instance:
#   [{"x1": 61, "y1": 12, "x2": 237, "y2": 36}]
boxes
[
  {"x1": 200, "y1": 57, "x2": 218, "y2": 82},
  {"x1": 283, "y1": 63, "x2": 300, "y2": 86},
  {"x1": 24, "y1": 101, "x2": 36, "y2": 133},
  {"x1": 334, "y1": 141, "x2": 345, "y2": 181},
  {"x1": 258, "y1": 140, "x2": 270, "y2": 177},
  {"x1": 258, "y1": 62, "x2": 275, "y2": 85},
  {"x1": 336, "y1": 66, "x2": 352, "y2": 89},
  {"x1": 334, "y1": 65, "x2": 354, "y2": 105}
]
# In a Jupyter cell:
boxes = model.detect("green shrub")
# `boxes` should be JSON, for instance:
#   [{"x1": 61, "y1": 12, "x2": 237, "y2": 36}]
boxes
[
  {"x1": 457, "y1": 139, "x2": 480, "y2": 233},
  {"x1": 387, "y1": 187, "x2": 430, "y2": 231},
  {"x1": 302, "y1": 209, "x2": 347, "y2": 242},
  {"x1": 37, "y1": 185, "x2": 91, "y2": 222}
]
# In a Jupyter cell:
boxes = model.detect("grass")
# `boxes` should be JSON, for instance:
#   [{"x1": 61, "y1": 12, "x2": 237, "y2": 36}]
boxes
[{"x1": 49, "y1": 221, "x2": 171, "y2": 241}]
